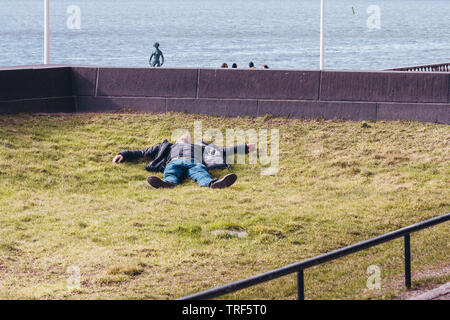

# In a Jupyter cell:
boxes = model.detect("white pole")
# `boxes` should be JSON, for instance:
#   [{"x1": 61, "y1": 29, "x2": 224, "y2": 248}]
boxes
[
  {"x1": 320, "y1": 0, "x2": 324, "y2": 70},
  {"x1": 44, "y1": 0, "x2": 50, "y2": 64}
]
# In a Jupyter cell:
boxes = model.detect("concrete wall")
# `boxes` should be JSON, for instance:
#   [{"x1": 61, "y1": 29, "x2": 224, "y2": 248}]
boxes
[
  {"x1": 0, "y1": 65, "x2": 75, "y2": 113},
  {"x1": 1, "y1": 65, "x2": 448, "y2": 124}
]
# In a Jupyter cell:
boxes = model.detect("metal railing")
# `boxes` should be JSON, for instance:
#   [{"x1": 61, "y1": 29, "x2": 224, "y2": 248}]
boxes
[
  {"x1": 388, "y1": 62, "x2": 450, "y2": 72},
  {"x1": 180, "y1": 212, "x2": 450, "y2": 300}
]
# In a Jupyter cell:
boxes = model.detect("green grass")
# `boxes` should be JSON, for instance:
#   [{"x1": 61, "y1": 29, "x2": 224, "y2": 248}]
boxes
[{"x1": 0, "y1": 112, "x2": 448, "y2": 300}]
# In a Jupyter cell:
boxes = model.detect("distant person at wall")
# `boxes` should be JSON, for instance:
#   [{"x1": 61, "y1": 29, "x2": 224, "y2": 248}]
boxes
[
  {"x1": 221, "y1": 63, "x2": 228, "y2": 68},
  {"x1": 263, "y1": 65, "x2": 269, "y2": 69},
  {"x1": 249, "y1": 61, "x2": 256, "y2": 69},
  {"x1": 112, "y1": 134, "x2": 256, "y2": 189},
  {"x1": 232, "y1": 63, "x2": 238, "y2": 68}
]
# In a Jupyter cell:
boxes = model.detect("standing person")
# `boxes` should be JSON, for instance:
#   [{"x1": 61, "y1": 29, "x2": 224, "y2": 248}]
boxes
[
  {"x1": 112, "y1": 134, "x2": 256, "y2": 189},
  {"x1": 149, "y1": 42, "x2": 164, "y2": 67}
]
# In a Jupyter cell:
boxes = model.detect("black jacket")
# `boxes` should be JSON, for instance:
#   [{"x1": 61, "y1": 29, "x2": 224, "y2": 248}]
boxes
[{"x1": 119, "y1": 140, "x2": 249, "y2": 172}]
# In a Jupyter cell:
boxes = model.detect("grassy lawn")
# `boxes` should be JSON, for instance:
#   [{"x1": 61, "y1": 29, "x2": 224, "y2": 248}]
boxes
[{"x1": 0, "y1": 112, "x2": 448, "y2": 300}]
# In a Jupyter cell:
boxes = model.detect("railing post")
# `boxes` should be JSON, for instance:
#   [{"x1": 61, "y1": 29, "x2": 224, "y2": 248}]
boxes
[
  {"x1": 297, "y1": 270, "x2": 304, "y2": 300},
  {"x1": 404, "y1": 234, "x2": 411, "y2": 289}
]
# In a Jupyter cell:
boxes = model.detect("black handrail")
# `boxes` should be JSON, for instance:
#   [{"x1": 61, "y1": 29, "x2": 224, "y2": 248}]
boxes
[
  {"x1": 180, "y1": 212, "x2": 450, "y2": 300},
  {"x1": 388, "y1": 62, "x2": 450, "y2": 72}
]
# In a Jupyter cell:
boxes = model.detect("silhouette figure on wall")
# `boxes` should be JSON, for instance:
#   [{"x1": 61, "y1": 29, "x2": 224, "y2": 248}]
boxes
[{"x1": 149, "y1": 42, "x2": 164, "y2": 67}]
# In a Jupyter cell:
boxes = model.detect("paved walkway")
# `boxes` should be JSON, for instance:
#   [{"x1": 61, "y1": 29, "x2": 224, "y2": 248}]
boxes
[{"x1": 408, "y1": 282, "x2": 450, "y2": 300}]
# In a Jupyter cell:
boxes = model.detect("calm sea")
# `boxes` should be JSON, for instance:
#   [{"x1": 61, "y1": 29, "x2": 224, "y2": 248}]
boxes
[{"x1": 1, "y1": 0, "x2": 449, "y2": 70}]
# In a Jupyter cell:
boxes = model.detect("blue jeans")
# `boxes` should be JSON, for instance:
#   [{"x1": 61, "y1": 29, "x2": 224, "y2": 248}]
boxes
[{"x1": 164, "y1": 159, "x2": 217, "y2": 187}]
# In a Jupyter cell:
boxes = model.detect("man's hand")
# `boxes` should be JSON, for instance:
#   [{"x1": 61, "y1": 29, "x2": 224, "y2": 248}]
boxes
[
  {"x1": 247, "y1": 143, "x2": 256, "y2": 152},
  {"x1": 112, "y1": 155, "x2": 124, "y2": 163}
]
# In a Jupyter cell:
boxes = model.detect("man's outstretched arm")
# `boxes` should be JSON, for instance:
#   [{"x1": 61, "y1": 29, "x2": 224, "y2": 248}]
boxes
[
  {"x1": 222, "y1": 143, "x2": 256, "y2": 160},
  {"x1": 112, "y1": 144, "x2": 161, "y2": 164}
]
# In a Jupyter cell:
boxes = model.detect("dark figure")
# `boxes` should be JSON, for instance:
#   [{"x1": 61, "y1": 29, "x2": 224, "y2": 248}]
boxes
[
  {"x1": 249, "y1": 61, "x2": 256, "y2": 69},
  {"x1": 232, "y1": 63, "x2": 237, "y2": 68},
  {"x1": 113, "y1": 134, "x2": 256, "y2": 189},
  {"x1": 263, "y1": 65, "x2": 269, "y2": 69},
  {"x1": 149, "y1": 42, "x2": 164, "y2": 67},
  {"x1": 221, "y1": 63, "x2": 228, "y2": 68}
]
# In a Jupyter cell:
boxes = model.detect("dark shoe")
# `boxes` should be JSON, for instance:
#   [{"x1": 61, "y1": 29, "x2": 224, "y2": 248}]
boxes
[
  {"x1": 147, "y1": 176, "x2": 175, "y2": 189},
  {"x1": 210, "y1": 174, "x2": 237, "y2": 189}
]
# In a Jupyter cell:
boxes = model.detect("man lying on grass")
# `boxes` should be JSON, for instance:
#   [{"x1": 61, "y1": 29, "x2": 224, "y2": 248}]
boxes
[{"x1": 113, "y1": 134, "x2": 256, "y2": 189}]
